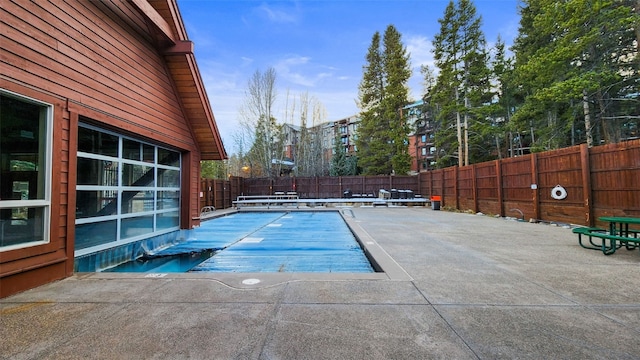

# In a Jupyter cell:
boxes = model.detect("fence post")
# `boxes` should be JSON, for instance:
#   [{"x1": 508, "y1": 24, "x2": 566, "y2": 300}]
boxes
[
  {"x1": 440, "y1": 170, "x2": 445, "y2": 207},
  {"x1": 453, "y1": 166, "x2": 459, "y2": 210},
  {"x1": 200, "y1": 179, "x2": 205, "y2": 208},
  {"x1": 472, "y1": 164, "x2": 478, "y2": 213},
  {"x1": 495, "y1": 160, "x2": 504, "y2": 217},
  {"x1": 224, "y1": 179, "x2": 228, "y2": 208},
  {"x1": 429, "y1": 171, "x2": 433, "y2": 199},
  {"x1": 580, "y1": 143, "x2": 593, "y2": 226},
  {"x1": 214, "y1": 180, "x2": 218, "y2": 208},
  {"x1": 531, "y1": 153, "x2": 540, "y2": 221}
]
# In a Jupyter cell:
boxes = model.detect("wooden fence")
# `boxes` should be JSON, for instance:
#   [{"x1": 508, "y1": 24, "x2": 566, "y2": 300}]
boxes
[
  {"x1": 201, "y1": 139, "x2": 640, "y2": 227},
  {"x1": 199, "y1": 176, "x2": 242, "y2": 211},
  {"x1": 419, "y1": 140, "x2": 640, "y2": 227},
  {"x1": 241, "y1": 175, "x2": 420, "y2": 199}
]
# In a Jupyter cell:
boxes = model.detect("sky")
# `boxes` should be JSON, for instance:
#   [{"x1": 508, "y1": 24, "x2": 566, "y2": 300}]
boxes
[{"x1": 177, "y1": 0, "x2": 521, "y2": 154}]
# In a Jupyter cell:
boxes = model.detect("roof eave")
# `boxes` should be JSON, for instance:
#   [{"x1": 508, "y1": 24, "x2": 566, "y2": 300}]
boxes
[{"x1": 128, "y1": 0, "x2": 227, "y2": 160}]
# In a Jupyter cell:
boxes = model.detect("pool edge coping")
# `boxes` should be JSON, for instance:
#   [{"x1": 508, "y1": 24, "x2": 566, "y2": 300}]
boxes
[{"x1": 78, "y1": 207, "x2": 412, "y2": 285}]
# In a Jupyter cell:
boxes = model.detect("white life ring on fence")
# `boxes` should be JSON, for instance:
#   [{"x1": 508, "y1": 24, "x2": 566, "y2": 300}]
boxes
[{"x1": 551, "y1": 185, "x2": 567, "y2": 200}]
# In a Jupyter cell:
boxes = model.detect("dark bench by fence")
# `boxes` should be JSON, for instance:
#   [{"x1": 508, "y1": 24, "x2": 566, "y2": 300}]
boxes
[{"x1": 572, "y1": 226, "x2": 640, "y2": 255}]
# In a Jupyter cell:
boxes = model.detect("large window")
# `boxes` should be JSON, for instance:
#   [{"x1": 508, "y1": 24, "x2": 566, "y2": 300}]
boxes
[
  {"x1": 75, "y1": 123, "x2": 181, "y2": 256},
  {"x1": 0, "y1": 91, "x2": 52, "y2": 251}
]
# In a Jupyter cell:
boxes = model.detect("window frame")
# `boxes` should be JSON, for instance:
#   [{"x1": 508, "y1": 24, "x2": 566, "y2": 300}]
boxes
[
  {"x1": 75, "y1": 123, "x2": 181, "y2": 257},
  {"x1": 0, "y1": 89, "x2": 53, "y2": 252}
]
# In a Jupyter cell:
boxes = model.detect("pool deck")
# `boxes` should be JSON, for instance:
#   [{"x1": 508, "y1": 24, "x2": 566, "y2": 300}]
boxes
[{"x1": 2, "y1": 207, "x2": 640, "y2": 359}]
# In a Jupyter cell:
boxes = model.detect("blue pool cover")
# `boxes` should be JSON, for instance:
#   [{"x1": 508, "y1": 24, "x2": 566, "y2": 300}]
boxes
[
  {"x1": 151, "y1": 212, "x2": 287, "y2": 256},
  {"x1": 191, "y1": 212, "x2": 373, "y2": 273},
  {"x1": 108, "y1": 211, "x2": 374, "y2": 273}
]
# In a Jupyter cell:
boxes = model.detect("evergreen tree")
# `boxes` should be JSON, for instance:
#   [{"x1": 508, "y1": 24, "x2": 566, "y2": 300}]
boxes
[
  {"x1": 431, "y1": 0, "x2": 490, "y2": 167},
  {"x1": 485, "y1": 36, "x2": 515, "y2": 159},
  {"x1": 457, "y1": 0, "x2": 491, "y2": 165},
  {"x1": 356, "y1": 26, "x2": 412, "y2": 175},
  {"x1": 512, "y1": 0, "x2": 639, "y2": 149},
  {"x1": 355, "y1": 32, "x2": 388, "y2": 175},
  {"x1": 329, "y1": 135, "x2": 347, "y2": 176},
  {"x1": 383, "y1": 25, "x2": 412, "y2": 174},
  {"x1": 200, "y1": 160, "x2": 228, "y2": 179}
]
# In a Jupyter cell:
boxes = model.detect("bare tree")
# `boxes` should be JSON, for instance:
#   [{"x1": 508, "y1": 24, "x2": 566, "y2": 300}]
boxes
[
  {"x1": 238, "y1": 68, "x2": 283, "y2": 178},
  {"x1": 293, "y1": 93, "x2": 327, "y2": 176}
]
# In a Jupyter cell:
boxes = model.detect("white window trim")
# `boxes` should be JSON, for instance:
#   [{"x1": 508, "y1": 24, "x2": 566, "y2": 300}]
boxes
[{"x1": 0, "y1": 89, "x2": 52, "y2": 252}]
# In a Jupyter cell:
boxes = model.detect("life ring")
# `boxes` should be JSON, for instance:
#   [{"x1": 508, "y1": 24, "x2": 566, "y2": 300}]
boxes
[{"x1": 551, "y1": 185, "x2": 567, "y2": 200}]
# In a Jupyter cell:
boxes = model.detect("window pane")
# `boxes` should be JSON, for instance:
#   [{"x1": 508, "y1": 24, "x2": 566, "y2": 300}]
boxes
[
  {"x1": 158, "y1": 148, "x2": 179, "y2": 167},
  {"x1": 158, "y1": 169, "x2": 180, "y2": 187},
  {"x1": 121, "y1": 215, "x2": 153, "y2": 239},
  {"x1": 78, "y1": 126, "x2": 118, "y2": 157},
  {"x1": 158, "y1": 191, "x2": 179, "y2": 209},
  {"x1": 0, "y1": 207, "x2": 45, "y2": 247},
  {"x1": 75, "y1": 220, "x2": 117, "y2": 250},
  {"x1": 122, "y1": 138, "x2": 141, "y2": 161},
  {"x1": 122, "y1": 163, "x2": 154, "y2": 187},
  {"x1": 1, "y1": 94, "x2": 46, "y2": 200},
  {"x1": 143, "y1": 144, "x2": 154, "y2": 163},
  {"x1": 76, "y1": 190, "x2": 118, "y2": 218},
  {"x1": 121, "y1": 190, "x2": 154, "y2": 214},
  {"x1": 157, "y1": 211, "x2": 179, "y2": 230},
  {"x1": 76, "y1": 158, "x2": 118, "y2": 186}
]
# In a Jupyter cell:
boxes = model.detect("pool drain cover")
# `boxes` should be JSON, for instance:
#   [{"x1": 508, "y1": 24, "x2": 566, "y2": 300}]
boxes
[{"x1": 242, "y1": 278, "x2": 261, "y2": 285}]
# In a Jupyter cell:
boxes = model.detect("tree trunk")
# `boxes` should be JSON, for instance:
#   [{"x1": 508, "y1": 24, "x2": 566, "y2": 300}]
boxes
[
  {"x1": 464, "y1": 106, "x2": 469, "y2": 166},
  {"x1": 456, "y1": 88, "x2": 463, "y2": 167},
  {"x1": 582, "y1": 89, "x2": 594, "y2": 147},
  {"x1": 636, "y1": 0, "x2": 640, "y2": 58},
  {"x1": 508, "y1": 131, "x2": 514, "y2": 157}
]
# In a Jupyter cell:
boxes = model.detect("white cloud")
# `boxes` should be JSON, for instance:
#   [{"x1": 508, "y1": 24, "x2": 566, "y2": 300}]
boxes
[
  {"x1": 405, "y1": 34, "x2": 434, "y2": 69},
  {"x1": 197, "y1": 61, "x2": 246, "y2": 149},
  {"x1": 282, "y1": 56, "x2": 310, "y2": 66},
  {"x1": 256, "y1": 3, "x2": 299, "y2": 24},
  {"x1": 405, "y1": 34, "x2": 436, "y2": 101},
  {"x1": 274, "y1": 55, "x2": 321, "y2": 87},
  {"x1": 240, "y1": 57, "x2": 254, "y2": 67}
]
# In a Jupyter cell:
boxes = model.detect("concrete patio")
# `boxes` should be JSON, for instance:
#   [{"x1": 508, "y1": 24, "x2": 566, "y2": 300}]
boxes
[{"x1": 2, "y1": 207, "x2": 639, "y2": 359}]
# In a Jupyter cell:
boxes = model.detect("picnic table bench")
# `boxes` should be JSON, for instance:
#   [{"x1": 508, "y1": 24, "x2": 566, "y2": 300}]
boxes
[{"x1": 573, "y1": 216, "x2": 640, "y2": 255}]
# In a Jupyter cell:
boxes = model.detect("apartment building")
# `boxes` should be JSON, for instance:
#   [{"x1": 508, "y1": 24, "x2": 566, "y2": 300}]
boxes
[
  {"x1": 404, "y1": 100, "x2": 437, "y2": 173},
  {"x1": 282, "y1": 100, "x2": 435, "y2": 175}
]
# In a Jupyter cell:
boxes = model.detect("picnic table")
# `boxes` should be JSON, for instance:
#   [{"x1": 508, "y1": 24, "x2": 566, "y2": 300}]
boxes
[
  {"x1": 572, "y1": 216, "x2": 640, "y2": 255},
  {"x1": 599, "y1": 216, "x2": 640, "y2": 238}
]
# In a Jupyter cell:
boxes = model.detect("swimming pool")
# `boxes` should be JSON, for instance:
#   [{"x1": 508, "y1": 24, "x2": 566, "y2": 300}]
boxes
[{"x1": 105, "y1": 211, "x2": 375, "y2": 273}]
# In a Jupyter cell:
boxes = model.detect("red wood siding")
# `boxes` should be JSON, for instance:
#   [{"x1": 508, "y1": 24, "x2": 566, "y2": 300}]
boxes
[
  {"x1": 3, "y1": 1, "x2": 199, "y2": 149},
  {"x1": 1, "y1": 0, "x2": 214, "y2": 297}
]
